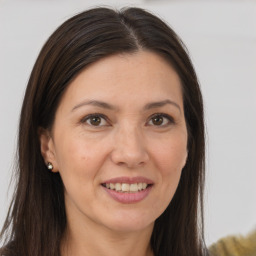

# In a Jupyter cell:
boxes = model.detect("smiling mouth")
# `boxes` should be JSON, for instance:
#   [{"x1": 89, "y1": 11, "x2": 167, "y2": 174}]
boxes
[{"x1": 101, "y1": 183, "x2": 152, "y2": 193}]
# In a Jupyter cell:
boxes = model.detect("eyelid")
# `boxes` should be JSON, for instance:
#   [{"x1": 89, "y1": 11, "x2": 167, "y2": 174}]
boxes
[
  {"x1": 79, "y1": 112, "x2": 175, "y2": 127},
  {"x1": 146, "y1": 113, "x2": 175, "y2": 126},
  {"x1": 80, "y1": 113, "x2": 110, "y2": 126}
]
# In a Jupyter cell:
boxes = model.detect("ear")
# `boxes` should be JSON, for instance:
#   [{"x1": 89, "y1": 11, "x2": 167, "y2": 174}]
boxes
[{"x1": 38, "y1": 127, "x2": 59, "y2": 173}]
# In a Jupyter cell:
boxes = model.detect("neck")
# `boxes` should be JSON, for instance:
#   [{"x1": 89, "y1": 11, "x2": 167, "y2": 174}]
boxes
[{"x1": 61, "y1": 215, "x2": 154, "y2": 256}]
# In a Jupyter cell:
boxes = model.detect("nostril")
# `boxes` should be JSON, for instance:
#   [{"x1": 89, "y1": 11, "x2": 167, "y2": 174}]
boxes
[
  {"x1": 110, "y1": 147, "x2": 149, "y2": 168},
  {"x1": 116, "y1": 160, "x2": 146, "y2": 169}
]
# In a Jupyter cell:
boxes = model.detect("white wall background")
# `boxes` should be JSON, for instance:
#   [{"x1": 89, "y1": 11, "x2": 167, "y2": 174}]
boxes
[{"x1": 0, "y1": 0, "x2": 255, "y2": 246}]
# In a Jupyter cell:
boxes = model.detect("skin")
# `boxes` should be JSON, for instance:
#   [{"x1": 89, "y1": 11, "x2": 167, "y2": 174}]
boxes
[{"x1": 40, "y1": 50, "x2": 188, "y2": 256}]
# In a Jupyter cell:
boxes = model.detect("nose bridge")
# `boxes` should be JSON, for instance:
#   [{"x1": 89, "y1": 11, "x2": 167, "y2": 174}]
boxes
[
  {"x1": 120, "y1": 124, "x2": 141, "y2": 150},
  {"x1": 111, "y1": 122, "x2": 149, "y2": 167}
]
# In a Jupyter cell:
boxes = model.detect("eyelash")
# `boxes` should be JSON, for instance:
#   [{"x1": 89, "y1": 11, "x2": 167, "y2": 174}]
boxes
[
  {"x1": 80, "y1": 113, "x2": 109, "y2": 126},
  {"x1": 80, "y1": 113, "x2": 175, "y2": 127},
  {"x1": 147, "y1": 113, "x2": 175, "y2": 127}
]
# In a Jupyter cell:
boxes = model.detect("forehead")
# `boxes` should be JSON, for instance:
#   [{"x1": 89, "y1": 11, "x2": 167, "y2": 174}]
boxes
[{"x1": 59, "y1": 50, "x2": 183, "y2": 110}]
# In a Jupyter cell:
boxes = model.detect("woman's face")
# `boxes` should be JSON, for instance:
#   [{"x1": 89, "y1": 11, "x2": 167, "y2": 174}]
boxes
[{"x1": 41, "y1": 51, "x2": 188, "y2": 233}]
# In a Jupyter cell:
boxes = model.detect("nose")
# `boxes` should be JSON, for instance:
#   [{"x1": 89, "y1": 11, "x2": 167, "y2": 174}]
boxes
[{"x1": 110, "y1": 126, "x2": 149, "y2": 168}]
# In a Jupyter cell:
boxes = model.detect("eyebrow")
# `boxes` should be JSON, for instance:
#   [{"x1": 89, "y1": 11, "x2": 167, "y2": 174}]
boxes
[
  {"x1": 72, "y1": 99, "x2": 181, "y2": 112},
  {"x1": 143, "y1": 99, "x2": 181, "y2": 112},
  {"x1": 72, "y1": 100, "x2": 117, "y2": 112}
]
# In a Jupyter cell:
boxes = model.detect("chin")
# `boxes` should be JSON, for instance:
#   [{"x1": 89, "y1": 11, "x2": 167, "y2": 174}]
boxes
[{"x1": 101, "y1": 210, "x2": 156, "y2": 233}]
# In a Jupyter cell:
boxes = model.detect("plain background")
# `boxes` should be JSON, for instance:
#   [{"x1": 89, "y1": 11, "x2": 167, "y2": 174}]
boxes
[{"x1": 0, "y1": 0, "x2": 255, "y2": 246}]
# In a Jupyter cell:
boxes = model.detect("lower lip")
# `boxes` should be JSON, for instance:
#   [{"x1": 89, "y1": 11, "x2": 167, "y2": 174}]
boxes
[{"x1": 102, "y1": 185, "x2": 152, "y2": 204}]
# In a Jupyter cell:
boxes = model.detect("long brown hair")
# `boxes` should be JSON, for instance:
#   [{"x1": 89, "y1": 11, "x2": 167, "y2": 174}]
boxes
[{"x1": 0, "y1": 7, "x2": 207, "y2": 256}]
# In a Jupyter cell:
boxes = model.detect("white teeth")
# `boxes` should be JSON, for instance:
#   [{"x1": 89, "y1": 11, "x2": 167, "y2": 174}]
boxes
[
  {"x1": 129, "y1": 183, "x2": 138, "y2": 192},
  {"x1": 122, "y1": 183, "x2": 130, "y2": 192},
  {"x1": 104, "y1": 182, "x2": 149, "y2": 192},
  {"x1": 115, "y1": 183, "x2": 121, "y2": 191}
]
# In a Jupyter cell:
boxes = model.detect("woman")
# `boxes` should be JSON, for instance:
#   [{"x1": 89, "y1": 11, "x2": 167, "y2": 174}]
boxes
[{"x1": 0, "y1": 7, "x2": 207, "y2": 256}]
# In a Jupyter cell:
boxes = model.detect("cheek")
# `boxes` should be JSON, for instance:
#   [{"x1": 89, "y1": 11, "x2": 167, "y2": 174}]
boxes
[
  {"x1": 151, "y1": 135, "x2": 187, "y2": 176},
  {"x1": 148, "y1": 137, "x2": 186, "y2": 216},
  {"x1": 53, "y1": 136, "x2": 101, "y2": 203},
  {"x1": 150, "y1": 133, "x2": 187, "y2": 203},
  {"x1": 54, "y1": 132, "x2": 110, "y2": 181}
]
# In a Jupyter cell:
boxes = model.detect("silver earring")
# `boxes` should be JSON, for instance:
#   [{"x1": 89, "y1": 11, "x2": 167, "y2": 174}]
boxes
[{"x1": 47, "y1": 162, "x2": 53, "y2": 171}]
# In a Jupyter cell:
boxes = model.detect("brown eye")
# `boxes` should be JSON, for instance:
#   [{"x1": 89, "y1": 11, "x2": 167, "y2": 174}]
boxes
[
  {"x1": 152, "y1": 116, "x2": 164, "y2": 126},
  {"x1": 82, "y1": 114, "x2": 108, "y2": 127},
  {"x1": 89, "y1": 116, "x2": 102, "y2": 126},
  {"x1": 147, "y1": 114, "x2": 174, "y2": 127}
]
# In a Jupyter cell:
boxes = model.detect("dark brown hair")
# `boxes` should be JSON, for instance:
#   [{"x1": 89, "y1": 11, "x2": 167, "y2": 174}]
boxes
[{"x1": 0, "y1": 7, "x2": 207, "y2": 256}]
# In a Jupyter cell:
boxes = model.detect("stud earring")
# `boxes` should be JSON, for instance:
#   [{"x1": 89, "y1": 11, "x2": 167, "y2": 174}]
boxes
[{"x1": 47, "y1": 162, "x2": 53, "y2": 171}]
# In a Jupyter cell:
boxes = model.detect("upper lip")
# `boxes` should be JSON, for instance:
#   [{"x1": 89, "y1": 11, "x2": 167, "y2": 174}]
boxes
[{"x1": 102, "y1": 176, "x2": 154, "y2": 184}]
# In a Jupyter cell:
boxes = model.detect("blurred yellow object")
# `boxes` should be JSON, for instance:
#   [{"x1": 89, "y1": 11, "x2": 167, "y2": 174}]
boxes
[{"x1": 209, "y1": 229, "x2": 256, "y2": 256}]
